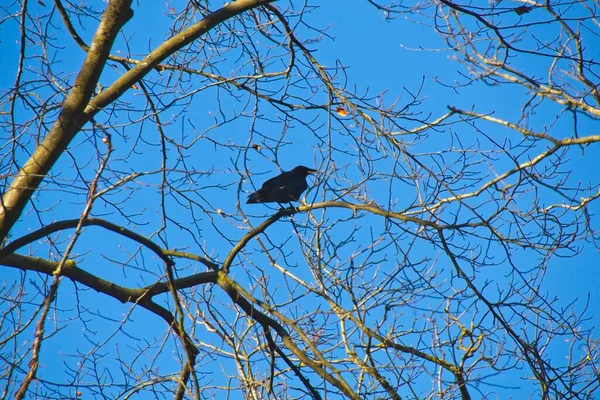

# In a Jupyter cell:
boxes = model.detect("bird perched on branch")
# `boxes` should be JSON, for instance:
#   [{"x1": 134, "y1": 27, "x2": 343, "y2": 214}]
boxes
[{"x1": 247, "y1": 165, "x2": 317, "y2": 204}]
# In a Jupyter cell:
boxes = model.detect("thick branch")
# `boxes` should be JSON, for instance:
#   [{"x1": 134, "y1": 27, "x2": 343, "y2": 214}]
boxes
[
  {"x1": 216, "y1": 271, "x2": 358, "y2": 400},
  {"x1": 0, "y1": 0, "x2": 133, "y2": 243},
  {"x1": 0, "y1": 0, "x2": 275, "y2": 244},
  {"x1": 0, "y1": 253, "x2": 217, "y2": 303}
]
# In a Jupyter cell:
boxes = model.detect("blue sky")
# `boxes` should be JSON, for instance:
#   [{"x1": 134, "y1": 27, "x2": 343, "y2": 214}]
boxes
[{"x1": 1, "y1": 0, "x2": 599, "y2": 398}]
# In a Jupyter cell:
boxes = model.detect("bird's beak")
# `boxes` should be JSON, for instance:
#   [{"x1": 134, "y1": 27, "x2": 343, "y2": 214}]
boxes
[{"x1": 307, "y1": 168, "x2": 318, "y2": 174}]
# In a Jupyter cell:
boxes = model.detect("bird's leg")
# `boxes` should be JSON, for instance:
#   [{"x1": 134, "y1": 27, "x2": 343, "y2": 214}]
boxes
[{"x1": 289, "y1": 202, "x2": 300, "y2": 216}]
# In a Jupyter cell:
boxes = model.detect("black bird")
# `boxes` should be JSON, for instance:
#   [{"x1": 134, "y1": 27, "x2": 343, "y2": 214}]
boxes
[{"x1": 247, "y1": 165, "x2": 317, "y2": 204}]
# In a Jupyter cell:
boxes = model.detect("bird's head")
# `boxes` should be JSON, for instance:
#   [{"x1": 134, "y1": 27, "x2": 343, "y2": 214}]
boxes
[{"x1": 291, "y1": 165, "x2": 318, "y2": 176}]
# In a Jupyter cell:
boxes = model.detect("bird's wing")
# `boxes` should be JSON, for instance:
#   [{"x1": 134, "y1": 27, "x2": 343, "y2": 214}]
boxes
[{"x1": 259, "y1": 171, "x2": 290, "y2": 190}]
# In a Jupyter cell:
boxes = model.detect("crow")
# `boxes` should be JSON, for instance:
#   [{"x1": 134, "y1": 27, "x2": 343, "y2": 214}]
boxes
[{"x1": 247, "y1": 165, "x2": 317, "y2": 204}]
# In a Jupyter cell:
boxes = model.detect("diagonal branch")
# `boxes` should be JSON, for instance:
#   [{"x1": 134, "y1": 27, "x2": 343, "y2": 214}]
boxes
[
  {"x1": 0, "y1": 0, "x2": 133, "y2": 244},
  {"x1": 0, "y1": 0, "x2": 275, "y2": 245}
]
